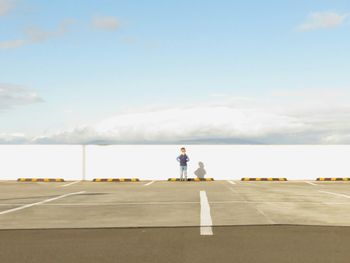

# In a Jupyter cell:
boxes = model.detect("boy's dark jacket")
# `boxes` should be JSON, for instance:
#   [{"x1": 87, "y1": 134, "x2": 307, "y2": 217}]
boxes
[{"x1": 177, "y1": 154, "x2": 190, "y2": 166}]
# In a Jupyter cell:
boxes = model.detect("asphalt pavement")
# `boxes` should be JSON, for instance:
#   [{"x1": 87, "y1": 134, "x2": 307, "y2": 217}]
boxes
[{"x1": 1, "y1": 180, "x2": 350, "y2": 262}]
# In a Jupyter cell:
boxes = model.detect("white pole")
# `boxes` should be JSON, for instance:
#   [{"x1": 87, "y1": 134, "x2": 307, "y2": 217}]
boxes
[{"x1": 82, "y1": 145, "x2": 86, "y2": 181}]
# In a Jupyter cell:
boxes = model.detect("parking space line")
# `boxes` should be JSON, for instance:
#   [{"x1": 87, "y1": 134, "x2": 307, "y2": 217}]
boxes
[
  {"x1": 200, "y1": 191, "x2": 213, "y2": 236},
  {"x1": 0, "y1": 191, "x2": 86, "y2": 216},
  {"x1": 227, "y1": 180, "x2": 236, "y2": 185},
  {"x1": 0, "y1": 201, "x2": 200, "y2": 206},
  {"x1": 224, "y1": 185, "x2": 276, "y2": 224},
  {"x1": 255, "y1": 207, "x2": 275, "y2": 224},
  {"x1": 60, "y1": 181, "x2": 81, "y2": 187},
  {"x1": 144, "y1": 181, "x2": 155, "y2": 186},
  {"x1": 305, "y1": 182, "x2": 318, "y2": 186},
  {"x1": 1, "y1": 199, "x2": 345, "y2": 206},
  {"x1": 319, "y1": 190, "x2": 350, "y2": 199}
]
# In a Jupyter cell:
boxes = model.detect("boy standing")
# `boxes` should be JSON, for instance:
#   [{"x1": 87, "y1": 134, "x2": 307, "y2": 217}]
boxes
[{"x1": 176, "y1": 147, "x2": 190, "y2": 181}]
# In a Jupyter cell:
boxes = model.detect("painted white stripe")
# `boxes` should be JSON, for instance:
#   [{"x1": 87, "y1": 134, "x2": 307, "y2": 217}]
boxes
[
  {"x1": 305, "y1": 182, "x2": 318, "y2": 186},
  {"x1": 60, "y1": 181, "x2": 81, "y2": 187},
  {"x1": 227, "y1": 180, "x2": 236, "y2": 185},
  {"x1": 319, "y1": 190, "x2": 350, "y2": 199},
  {"x1": 144, "y1": 181, "x2": 155, "y2": 186},
  {"x1": 1, "y1": 200, "x2": 347, "y2": 206},
  {"x1": 0, "y1": 191, "x2": 86, "y2": 216},
  {"x1": 0, "y1": 201, "x2": 200, "y2": 206},
  {"x1": 200, "y1": 191, "x2": 213, "y2": 236},
  {"x1": 256, "y1": 207, "x2": 275, "y2": 224}
]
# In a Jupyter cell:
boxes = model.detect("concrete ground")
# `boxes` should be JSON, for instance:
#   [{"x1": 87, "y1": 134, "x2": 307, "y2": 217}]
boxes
[
  {"x1": 1, "y1": 180, "x2": 350, "y2": 228},
  {"x1": 2, "y1": 226, "x2": 350, "y2": 263},
  {"x1": 1, "y1": 180, "x2": 350, "y2": 262}
]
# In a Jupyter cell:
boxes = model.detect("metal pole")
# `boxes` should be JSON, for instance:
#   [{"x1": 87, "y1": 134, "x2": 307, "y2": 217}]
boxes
[{"x1": 82, "y1": 145, "x2": 86, "y2": 181}]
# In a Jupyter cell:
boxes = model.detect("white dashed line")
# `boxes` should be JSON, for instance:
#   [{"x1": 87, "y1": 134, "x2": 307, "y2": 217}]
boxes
[
  {"x1": 305, "y1": 182, "x2": 318, "y2": 186},
  {"x1": 144, "y1": 181, "x2": 155, "y2": 186},
  {"x1": 200, "y1": 191, "x2": 213, "y2": 236},
  {"x1": 227, "y1": 180, "x2": 236, "y2": 185},
  {"x1": 60, "y1": 181, "x2": 81, "y2": 187},
  {"x1": 0, "y1": 191, "x2": 86, "y2": 215},
  {"x1": 319, "y1": 190, "x2": 350, "y2": 199}
]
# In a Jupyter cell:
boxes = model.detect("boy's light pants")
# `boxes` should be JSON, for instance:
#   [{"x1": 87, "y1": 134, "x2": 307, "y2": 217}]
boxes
[{"x1": 180, "y1": 165, "x2": 187, "y2": 181}]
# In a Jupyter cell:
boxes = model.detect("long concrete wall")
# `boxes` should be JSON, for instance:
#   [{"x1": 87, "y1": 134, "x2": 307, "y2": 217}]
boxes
[
  {"x1": 0, "y1": 145, "x2": 82, "y2": 181},
  {"x1": 0, "y1": 145, "x2": 349, "y2": 180}
]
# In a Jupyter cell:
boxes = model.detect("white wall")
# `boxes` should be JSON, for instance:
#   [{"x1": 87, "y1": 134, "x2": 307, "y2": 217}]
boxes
[
  {"x1": 0, "y1": 145, "x2": 82, "y2": 180},
  {"x1": 86, "y1": 145, "x2": 350, "y2": 180},
  {"x1": 0, "y1": 145, "x2": 350, "y2": 180}
]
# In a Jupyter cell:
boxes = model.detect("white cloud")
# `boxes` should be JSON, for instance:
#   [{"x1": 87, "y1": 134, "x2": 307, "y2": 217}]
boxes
[
  {"x1": 0, "y1": 132, "x2": 27, "y2": 143},
  {"x1": 0, "y1": 39, "x2": 27, "y2": 49},
  {"x1": 31, "y1": 89, "x2": 350, "y2": 144},
  {"x1": 0, "y1": 0, "x2": 16, "y2": 16},
  {"x1": 120, "y1": 36, "x2": 136, "y2": 45},
  {"x1": 322, "y1": 134, "x2": 350, "y2": 144},
  {"x1": 24, "y1": 20, "x2": 74, "y2": 42},
  {"x1": 92, "y1": 15, "x2": 120, "y2": 31},
  {"x1": 0, "y1": 20, "x2": 75, "y2": 49},
  {"x1": 297, "y1": 11, "x2": 348, "y2": 31},
  {"x1": 0, "y1": 84, "x2": 43, "y2": 109}
]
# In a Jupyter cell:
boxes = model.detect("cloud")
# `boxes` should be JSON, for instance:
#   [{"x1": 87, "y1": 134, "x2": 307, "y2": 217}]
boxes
[
  {"x1": 120, "y1": 36, "x2": 136, "y2": 45},
  {"x1": 0, "y1": 132, "x2": 27, "y2": 143},
  {"x1": 33, "y1": 106, "x2": 303, "y2": 144},
  {"x1": 31, "y1": 89, "x2": 350, "y2": 144},
  {"x1": 0, "y1": 0, "x2": 16, "y2": 16},
  {"x1": 0, "y1": 20, "x2": 75, "y2": 49},
  {"x1": 0, "y1": 39, "x2": 26, "y2": 49},
  {"x1": 0, "y1": 84, "x2": 43, "y2": 109},
  {"x1": 297, "y1": 11, "x2": 348, "y2": 31},
  {"x1": 92, "y1": 15, "x2": 120, "y2": 31},
  {"x1": 24, "y1": 19, "x2": 74, "y2": 42}
]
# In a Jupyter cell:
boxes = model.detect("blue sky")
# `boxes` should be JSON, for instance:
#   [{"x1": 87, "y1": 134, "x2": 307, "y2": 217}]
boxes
[{"x1": 1, "y1": 0, "x2": 350, "y2": 144}]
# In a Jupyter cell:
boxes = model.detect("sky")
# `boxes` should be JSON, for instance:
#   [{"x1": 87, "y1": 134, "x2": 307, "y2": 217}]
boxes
[{"x1": 1, "y1": 0, "x2": 350, "y2": 144}]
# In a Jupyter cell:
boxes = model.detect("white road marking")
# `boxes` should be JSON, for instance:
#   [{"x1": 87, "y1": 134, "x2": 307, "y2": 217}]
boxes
[
  {"x1": 0, "y1": 201, "x2": 200, "y2": 206},
  {"x1": 324, "y1": 202, "x2": 350, "y2": 205},
  {"x1": 255, "y1": 207, "x2": 275, "y2": 224},
  {"x1": 144, "y1": 181, "x2": 155, "y2": 186},
  {"x1": 0, "y1": 191, "x2": 86, "y2": 216},
  {"x1": 200, "y1": 191, "x2": 213, "y2": 236},
  {"x1": 305, "y1": 182, "x2": 318, "y2": 186},
  {"x1": 319, "y1": 190, "x2": 350, "y2": 199},
  {"x1": 60, "y1": 181, "x2": 81, "y2": 187},
  {"x1": 1, "y1": 200, "x2": 348, "y2": 206},
  {"x1": 227, "y1": 180, "x2": 236, "y2": 185},
  {"x1": 225, "y1": 185, "x2": 275, "y2": 224}
]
